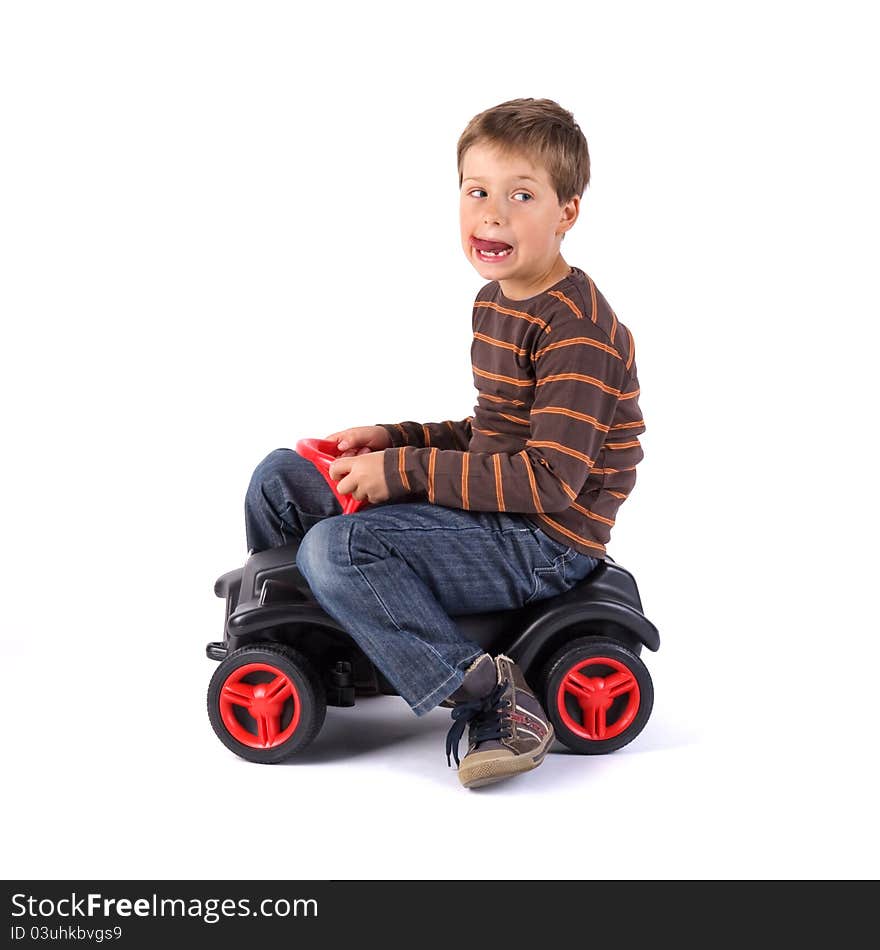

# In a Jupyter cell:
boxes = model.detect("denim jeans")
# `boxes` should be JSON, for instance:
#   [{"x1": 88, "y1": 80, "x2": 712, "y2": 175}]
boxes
[{"x1": 244, "y1": 448, "x2": 599, "y2": 716}]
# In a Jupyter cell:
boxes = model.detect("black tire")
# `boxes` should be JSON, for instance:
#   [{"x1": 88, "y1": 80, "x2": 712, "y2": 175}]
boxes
[
  {"x1": 207, "y1": 643, "x2": 326, "y2": 763},
  {"x1": 540, "y1": 636, "x2": 653, "y2": 755}
]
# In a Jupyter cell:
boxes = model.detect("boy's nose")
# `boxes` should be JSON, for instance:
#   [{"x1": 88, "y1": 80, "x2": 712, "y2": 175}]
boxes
[{"x1": 483, "y1": 204, "x2": 503, "y2": 225}]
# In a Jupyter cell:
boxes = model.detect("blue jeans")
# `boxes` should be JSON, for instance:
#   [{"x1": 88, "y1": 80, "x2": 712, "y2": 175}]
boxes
[{"x1": 244, "y1": 448, "x2": 599, "y2": 716}]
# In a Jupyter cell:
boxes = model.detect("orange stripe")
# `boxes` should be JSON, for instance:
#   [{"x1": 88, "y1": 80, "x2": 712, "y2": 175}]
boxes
[
  {"x1": 481, "y1": 392, "x2": 526, "y2": 406},
  {"x1": 422, "y1": 423, "x2": 431, "y2": 447},
  {"x1": 607, "y1": 490, "x2": 628, "y2": 500},
  {"x1": 557, "y1": 477, "x2": 579, "y2": 501},
  {"x1": 533, "y1": 336, "x2": 621, "y2": 361},
  {"x1": 427, "y1": 447, "x2": 437, "y2": 503},
  {"x1": 473, "y1": 331, "x2": 530, "y2": 356},
  {"x1": 590, "y1": 466, "x2": 638, "y2": 475},
  {"x1": 517, "y1": 451, "x2": 543, "y2": 512},
  {"x1": 474, "y1": 299, "x2": 551, "y2": 333},
  {"x1": 473, "y1": 426, "x2": 504, "y2": 437},
  {"x1": 498, "y1": 412, "x2": 530, "y2": 427},
  {"x1": 461, "y1": 452, "x2": 470, "y2": 509},
  {"x1": 586, "y1": 274, "x2": 598, "y2": 323},
  {"x1": 531, "y1": 406, "x2": 610, "y2": 433},
  {"x1": 536, "y1": 373, "x2": 621, "y2": 396},
  {"x1": 535, "y1": 513, "x2": 606, "y2": 553},
  {"x1": 531, "y1": 453, "x2": 580, "y2": 504},
  {"x1": 611, "y1": 419, "x2": 644, "y2": 430},
  {"x1": 397, "y1": 447, "x2": 410, "y2": 491},
  {"x1": 569, "y1": 501, "x2": 616, "y2": 526},
  {"x1": 474, "y1": 366, "x2": 535, "y2": 388},
  {"x1": 493, "y1": 454, "x2": 505, "y2": 511},
  {"x1": 618, "y1": 387, "x2": 640, "y2": 400},
  {"x1": 605, "y1": 439, "x2": 641, "y2": 450},
  {"x1": 527, "y1": 440, "x2": 595, "y2": 466},
  {"x1": 625, "y1": 326, "x2": 635, "y2": 370},
  {"x1": 392, "y1": 423, "x2": 409, "y2": 445},
  {"x1": 547, "y1": 289, "x2": 583, "y2": 319}
]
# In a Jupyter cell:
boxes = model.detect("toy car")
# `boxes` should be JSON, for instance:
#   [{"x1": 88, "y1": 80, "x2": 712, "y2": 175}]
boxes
[{"x1": 206, "y1": 440, "x2": 661, "y2": 764}]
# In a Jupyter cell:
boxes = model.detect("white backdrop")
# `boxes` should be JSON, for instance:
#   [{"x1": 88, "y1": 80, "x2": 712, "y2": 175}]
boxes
[{"x1": 2, "y1": 1, "x2": 877, "y2": 880}]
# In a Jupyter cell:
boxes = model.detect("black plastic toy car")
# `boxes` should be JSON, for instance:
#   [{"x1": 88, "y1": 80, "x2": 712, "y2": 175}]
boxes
[{"x1": 206, "y1": 542, "x2": 660, "y2": 765}]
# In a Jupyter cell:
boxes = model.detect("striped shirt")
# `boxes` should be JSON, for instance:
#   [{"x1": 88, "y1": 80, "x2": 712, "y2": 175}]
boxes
[{"x1": 378, "y1": 265, "x2": 645, "y2": 558}]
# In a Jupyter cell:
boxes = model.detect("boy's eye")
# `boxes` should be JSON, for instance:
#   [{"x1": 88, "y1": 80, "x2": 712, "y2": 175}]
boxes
[{"x1": 467, "y1": 188, "x2": 533, "y2": 202}]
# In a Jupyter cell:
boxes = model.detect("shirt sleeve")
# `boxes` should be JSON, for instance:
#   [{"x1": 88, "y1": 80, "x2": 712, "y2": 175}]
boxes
[
  {"x1": 381, "y1": 320, "x2": 628, "y2": 511},
  {"x1": 377, "y1": 418, "x2": 473, "y2": 452}
]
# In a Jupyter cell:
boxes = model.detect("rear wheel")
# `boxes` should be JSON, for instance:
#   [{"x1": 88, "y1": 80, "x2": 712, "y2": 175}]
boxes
[
  {"x1": 540, "y1": 637, "x2": 653, "y2": 755},
  {"x1": 207, "y1": 643, "x2": 326, "y2": 763}
]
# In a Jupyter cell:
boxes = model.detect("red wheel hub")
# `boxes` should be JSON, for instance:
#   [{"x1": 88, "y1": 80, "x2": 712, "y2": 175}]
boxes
[
  {"x1": 219, "y1": 662, "x2": 301, "y2": 749},
  {"x1": 556, "y1": 655, "x2": 640, "y2": 741}
]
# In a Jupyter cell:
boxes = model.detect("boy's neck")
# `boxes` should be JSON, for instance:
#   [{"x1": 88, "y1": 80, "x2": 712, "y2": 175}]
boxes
[{"x1": 498, "y1": 255, "x2": 573, "y2": 301}]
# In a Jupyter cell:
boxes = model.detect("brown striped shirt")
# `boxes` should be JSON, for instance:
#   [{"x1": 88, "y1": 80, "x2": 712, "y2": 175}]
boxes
[{"x1": 378, "y1": 265, "x2": 645, "y2": 558}]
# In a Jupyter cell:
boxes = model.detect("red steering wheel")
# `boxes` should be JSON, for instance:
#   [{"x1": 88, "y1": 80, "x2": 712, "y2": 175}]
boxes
[{"x1": 295, "y1": 438, "x2": 370, "y2": 515}]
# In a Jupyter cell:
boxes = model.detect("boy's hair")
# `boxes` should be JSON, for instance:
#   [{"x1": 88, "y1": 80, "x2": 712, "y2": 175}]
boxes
[{"x1": 457, "y1": 98, "x2": 590, "y2": 204}]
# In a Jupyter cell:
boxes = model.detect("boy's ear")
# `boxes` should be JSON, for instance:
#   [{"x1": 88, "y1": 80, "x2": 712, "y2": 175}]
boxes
[{"x1": 557, "y1": 194, "x2": 580, "y2": 239}]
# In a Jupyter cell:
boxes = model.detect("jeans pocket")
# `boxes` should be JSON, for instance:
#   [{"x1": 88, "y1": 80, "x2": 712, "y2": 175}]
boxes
[
  {"x1": 524, "y1": 528, "x2": 600, "y2": 606},
  {"x1": 524, "y1": 529, "x2": 578, "y2": 606},
  {"x1": 530, "y1": 526, "x2": 574, "y2": 566},
  {"x1": 524, "y1": 558, "x2": 571, "y2": 606}
]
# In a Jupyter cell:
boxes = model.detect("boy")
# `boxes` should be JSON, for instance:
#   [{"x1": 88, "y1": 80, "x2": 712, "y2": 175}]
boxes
[{"x1": 245, "y1": 97, "x2": 645, "y2": 789}]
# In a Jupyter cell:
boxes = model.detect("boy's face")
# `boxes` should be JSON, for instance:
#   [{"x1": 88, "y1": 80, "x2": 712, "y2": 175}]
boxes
[{"x1": 459, "y1": 141, "x2": 578, "y2": 299}]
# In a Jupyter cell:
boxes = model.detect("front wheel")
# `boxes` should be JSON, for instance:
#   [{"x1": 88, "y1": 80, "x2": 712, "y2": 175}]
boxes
[
  {"x1": 207, "y1": 643, "x2": 326, "y2": 763},
  {"x1": 540, "y1": 637, "x2": 653, "y2": 755}
]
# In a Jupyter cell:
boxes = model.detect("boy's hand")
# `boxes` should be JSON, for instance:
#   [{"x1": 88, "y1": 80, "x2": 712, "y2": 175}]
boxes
[
  {"x1": 328, "y1": 451, "x2": 391, "y2": 505},
  {"x1": 324, "y1": 425, "x2": 393, "y2": 458}
]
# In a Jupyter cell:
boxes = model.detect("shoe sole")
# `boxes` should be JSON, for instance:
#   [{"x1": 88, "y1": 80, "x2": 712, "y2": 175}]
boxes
[{"x1": 458, "y1": 730, "x2": 554, "y2": 789}]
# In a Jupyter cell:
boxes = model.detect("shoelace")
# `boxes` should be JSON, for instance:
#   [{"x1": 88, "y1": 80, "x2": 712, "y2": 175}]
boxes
[{"x1": 445, "y1": 679, "x2": 512, "y2": 768}]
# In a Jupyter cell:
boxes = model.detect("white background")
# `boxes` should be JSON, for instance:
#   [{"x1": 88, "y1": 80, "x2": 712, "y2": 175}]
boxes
[{"x1": 2, "y1": 1, "x2": 877, "y2": 881}]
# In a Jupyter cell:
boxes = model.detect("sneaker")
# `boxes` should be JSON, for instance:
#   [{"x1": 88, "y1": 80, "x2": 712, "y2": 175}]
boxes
[
  {"x1": 445, "y1": 654, "x2": 555, "y2": 789},
  {"x1": 438, "y1": 653, "x2": 496, "y2": 709}
]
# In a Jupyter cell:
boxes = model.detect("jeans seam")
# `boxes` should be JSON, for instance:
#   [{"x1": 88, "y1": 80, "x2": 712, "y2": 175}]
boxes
[
  {"x1": 346, "y1": 523, "x2": 405, "y2": 634},
  {"x1": 285, "y1": 500, "x2": 337, "y2": 521},
  {"x1": 558, "y1": 547, "x2": 577, "y2": 582},
  {"x1": 526, "y1": 546, "x2": 577, "y2": 604},
  {"x1": 347, "y1": 521, "x2": 462, "y2": 680},
  {"x1": 372, "y1": 525, "x2": 487, "y2": 536},
  {"x1": 525, "y1": 565, "x2": 553, "y2": 605},
  {"x1": 411, "y1": 666, "x2": 467, "y2": 716}
]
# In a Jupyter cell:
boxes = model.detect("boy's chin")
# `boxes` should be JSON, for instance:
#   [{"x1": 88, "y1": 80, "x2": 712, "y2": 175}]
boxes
[{"x1": 468, "y1": 248, "x2": 518, "y2": 275}]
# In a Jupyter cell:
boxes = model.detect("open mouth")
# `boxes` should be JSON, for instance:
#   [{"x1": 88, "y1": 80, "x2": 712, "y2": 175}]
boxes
[{"x1": 470, "y1": 236, "x2": 514, "y2": 260}]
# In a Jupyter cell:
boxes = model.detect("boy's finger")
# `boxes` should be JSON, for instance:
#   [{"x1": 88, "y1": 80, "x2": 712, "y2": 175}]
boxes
[{"x1": 328, "y1": 457, "x2": 354, "y2": 480}]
